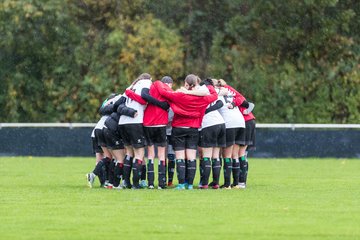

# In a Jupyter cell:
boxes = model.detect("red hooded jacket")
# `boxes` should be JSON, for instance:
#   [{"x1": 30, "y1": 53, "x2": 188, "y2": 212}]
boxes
[{"x1": 157, "y1": 85, "x2": 218, "y2": 128}]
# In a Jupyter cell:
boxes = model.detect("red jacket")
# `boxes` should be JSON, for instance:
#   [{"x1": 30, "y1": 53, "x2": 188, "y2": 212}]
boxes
[
  {"x1": 143, "y1": 81, "x2": 171, "y2": 126},
  {"x1": 158, "y1": 85, "x2": 218, "y2": 128}
]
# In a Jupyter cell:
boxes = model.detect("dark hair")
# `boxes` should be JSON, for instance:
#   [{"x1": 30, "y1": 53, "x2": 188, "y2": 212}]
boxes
[
  {"x1": 184, "y1": 74, "x2": 198, "y2": 90},
  {"x1": 161, "y1": 76, "x2": 173, "y2": 84},
  {"x1": 200, "y1": 78, "x2": 214, "y2": 86}
]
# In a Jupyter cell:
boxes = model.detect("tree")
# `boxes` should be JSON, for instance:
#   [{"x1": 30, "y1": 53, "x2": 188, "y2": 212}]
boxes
[{"x1": 209, "y1": 0, "x2": 360, "y2": 123}]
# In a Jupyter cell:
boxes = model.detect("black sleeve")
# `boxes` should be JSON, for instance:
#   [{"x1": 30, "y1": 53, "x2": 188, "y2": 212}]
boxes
[
  {"x1": 141, "y1": 88, "x2": 170, "y2": 110},
  {"x1": 205, "y1": 100, "x2": 224, "y2": 114},
  {"x1": 113, "y1": 96, "x2": 127, "y2": 110},
  {"x1": 99, "y1": 104, "x2": 115, "y2": 116},
  {"x1": 117, "y1": 103, "x2": 137, "y2": 117},
  {"x1": 240, "y1": 100, "x2": 249, "y2": 108}
]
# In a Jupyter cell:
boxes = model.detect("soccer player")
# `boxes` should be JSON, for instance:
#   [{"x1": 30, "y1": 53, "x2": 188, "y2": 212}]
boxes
[
  {"x1": 86, "y1": 94, "x2": 120, "y2": 188},
  {"x1": 215, "y1": 79, "x2": 246, "y2": 189},
  {"x1": 102, "y1": 93, "x2": 140, "y2": 189},
  {"x1": 197, "y1": 79, "x2": 227, "y2": 189},
  {"x1": 141, "y1": 76, "x2": 173, "y2": 189},
  {"x1": 117, "y1": 73, "x2": 153, "y2": 189},
  {"x1": 156, "y1": 74, "x2": 218, "y2": 190}
]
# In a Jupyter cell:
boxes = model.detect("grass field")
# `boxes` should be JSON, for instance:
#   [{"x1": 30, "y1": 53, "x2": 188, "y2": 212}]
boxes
[{"x1": 0, "y1": 157, "x2": 359, "y2": 240}]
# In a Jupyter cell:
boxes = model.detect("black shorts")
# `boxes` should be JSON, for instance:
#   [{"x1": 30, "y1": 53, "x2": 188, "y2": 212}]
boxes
[
  {"x1": 144, "y1": 126, "x2": 167, "y2": 147},
  {"x1": 118, "y1": 124, "x2": 146, "y2": 148},
  {"x1": 91, "y1": 137, "x2": 103, "y2": 154},
  {"x1": 199, "y1": 124, "x2": 226, "y2": 148},
  {"x1": 103, "y1": 127, "x2": 124, "y2": 150},
  {"x1": 171, "y1": 127, "x2": 199, "y2": 151},
  {"x1": 94, "y1": 128, "x2": 106, "y2": 147},
  {"x1": 245, "y1": 119, "x2": 256, "y2": 150},
  {"x1": 225, "y1": 127, "x2": 246, "y2": 147}
]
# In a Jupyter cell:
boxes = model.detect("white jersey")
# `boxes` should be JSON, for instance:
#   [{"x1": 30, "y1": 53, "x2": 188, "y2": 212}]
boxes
[
  {"x1": 197, "y1": 84, "x2": 210, "y2": 94},
  {"x1": 218, "y1": 94, "x2": 245, "y2": 129},
  {"x1": 201, "y1": 96, "x2": 225, "y2": 129},
  {"x1": 119, "y1": 79, "x2": 152, "y2": 125},
  {"x1": 94, "y1": 116, "x2": 108, "y2": 130},
  {"x1": 166, "y1": 108, "x2": 174, "y2": 135}
]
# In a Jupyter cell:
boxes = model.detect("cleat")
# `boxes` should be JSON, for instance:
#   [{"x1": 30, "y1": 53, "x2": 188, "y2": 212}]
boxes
[
  {"x1": 212, "y1": 184, "x2": 219, "y2": 189},
  {"x1": 175, "y1": 184, "x2": 185, "y2": 190},
  {"x1": 158, "y1": 185, "x2": 167, "y2": 190},
  {"x1": 238, "y1": 183, "x2": 246, "y2": 189},
  {"x1": 208, "y1": 181, "x2": 215, "y2": 187},
  {"x1": 113, "y1": 185, "x2": 123, "y2": 190},
  {"x1": 187, "y1": 184, "x2": 193, "y2": 190},
  {"x1": 148, "y1": 185, "x2": 155, "y2": 189},
  {"x1": 86, "y1": 173, "x2": 95, "y2": 188},
  {"x1": 220, "y1": 185, "x2": 231, "y2": 190},
  {"x1": 232, "y1": 185, "x2": 240, "y2": 189},
  {"x1": 140, "y1": 180, "x2": 148, "y2": 188},
  {"x1": 167, "y1": 182, "x2": 173, "y2": 187},
  {"x1": 122, "y1": 180, "x2": 132, "y2": 189},
  {"x1": 199, "y1": 185, "x2": 208, "y2": 189}
]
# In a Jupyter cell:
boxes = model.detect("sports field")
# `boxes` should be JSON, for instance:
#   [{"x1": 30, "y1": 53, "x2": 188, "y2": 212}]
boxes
[{"x1": 0, "y1": 157, "x2": 359, "y2": 240}]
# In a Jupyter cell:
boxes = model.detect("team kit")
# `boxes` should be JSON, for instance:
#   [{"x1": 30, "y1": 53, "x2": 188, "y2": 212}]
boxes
[{"x1": 86, "y1": 73, "x2": 256, "y2": 190}]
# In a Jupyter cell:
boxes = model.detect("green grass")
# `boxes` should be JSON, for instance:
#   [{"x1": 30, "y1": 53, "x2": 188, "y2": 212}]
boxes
[{"x1": 0, "y1": 157, "x2": 359, "y2": 240}]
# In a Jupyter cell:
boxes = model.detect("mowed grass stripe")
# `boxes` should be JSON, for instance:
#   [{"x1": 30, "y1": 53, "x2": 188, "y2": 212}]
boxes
[{"x1": 0, "y1": 157, "x2": 359, "y2": 240}]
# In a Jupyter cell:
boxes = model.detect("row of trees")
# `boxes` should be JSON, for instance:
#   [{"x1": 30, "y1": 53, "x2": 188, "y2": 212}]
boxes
[{"x1": 0, "y1": 0, "x2": 359, "y2": 123}]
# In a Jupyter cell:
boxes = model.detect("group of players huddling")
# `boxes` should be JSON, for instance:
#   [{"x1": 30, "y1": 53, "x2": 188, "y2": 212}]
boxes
[{"x1": 87, "y1": 73, "x2": 256, "y2": 190}]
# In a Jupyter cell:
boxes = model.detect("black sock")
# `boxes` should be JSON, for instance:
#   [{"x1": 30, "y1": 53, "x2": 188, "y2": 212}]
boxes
[
  {"x1": 108, "y1": 159, "x2": 116, "y2": 185},
  {"x1": 147, "y1": 159, "x2": 154, "y2": 186},
  {"x1": 141, "y1": 164, "x2": 146, "y2": 181},
  {"x1": 239, "y1": 156, "x2": 248, "y2": 183},
  {"x1": 123, "y1": 155, "x2": 133, "y2": 188},
  {"x1": 167, "y1": 157, "x2": 175, "y2": 183},
  {"x1": 212, "y1": 158, "x2": 221, "y2": 185},
  {"x1": 199, "y1": 159, "x2": 204, "y2": 185},
  {"x1": 132, "y1": 159, "x2": 142, "y2": 188},
  {"x1": 232, "y1": 159, "x2": 240, "y2": 186},
  {"x1": 201, "y1": 157, "x2": 211, "y2": 186},
  {"x1": 176, "y1": 159, "x2": 185, "y2": 184},
  {"x1": 184, "y1": 159, "x2": 188, "y2": 183},
  {"x1": 113, "y1": 162, "x2": 123, "y2": 187},
  {"x1": 223, "y1": 158, "x2": 232, "y2": 187},
  {"x1": 93, "y1": 158, "x2": 107, "y2": 185},
  {"x1": 158, "y1": 160, "x2": 166, "y2": 187},
  {"x1": 187, "y1": 159, "x2": 196, "y2": 185}
]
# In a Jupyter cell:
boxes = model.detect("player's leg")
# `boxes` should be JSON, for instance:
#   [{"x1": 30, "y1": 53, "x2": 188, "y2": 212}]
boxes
[
  {"x1": 184, "y1": 128, "x2": 199, "y2": 190},
  {"x1": 200, "y1": 147, "x2": 212, "y2": 189},
  {"x1": 172, "y1": 128, "x2": 186, "y2": 190},
  {"x1": 166, "y1": 135, "x2": 176, "y2": 187},
  {"x1": 146, "y1": 144, "x2": 155, "y2": 189},
  {"x1": 155, "y1": 127, "x2": 168, "y2": 189}
]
